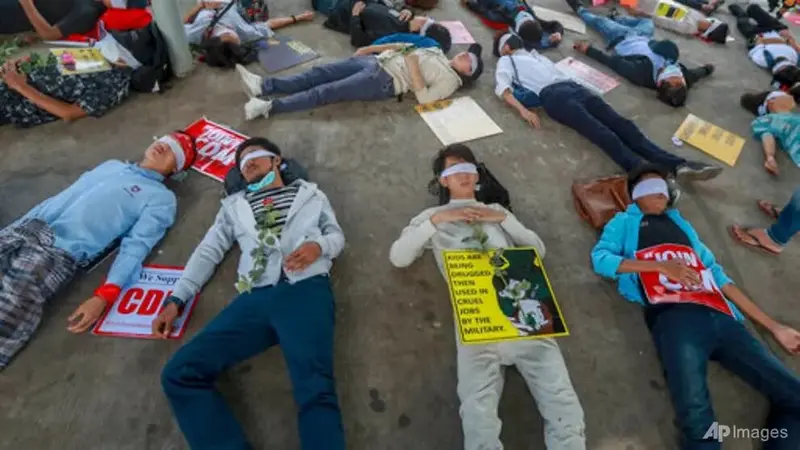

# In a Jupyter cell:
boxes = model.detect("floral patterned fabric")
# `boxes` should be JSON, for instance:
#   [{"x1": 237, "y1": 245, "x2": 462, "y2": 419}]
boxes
[{"x1": 0, "y1": 65, "x2": 132, "y2": 128}]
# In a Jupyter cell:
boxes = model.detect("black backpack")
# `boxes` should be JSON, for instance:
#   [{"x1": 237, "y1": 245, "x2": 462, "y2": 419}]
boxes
[
  {"x1": 223, "y1": 158, "x2": 310, "y2": 196},
  {"x1": 111, "y1": 23, "x2": 172, "y2": 93}
]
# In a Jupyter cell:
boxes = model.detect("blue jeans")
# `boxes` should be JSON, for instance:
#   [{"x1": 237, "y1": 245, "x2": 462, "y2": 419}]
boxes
[
  {"x1": 578, "y1": 8, "x2": 654, "y2": 46},
  {"x1": 768, "y1": 188, "x2": 800, "y2": 245},
  {"x1": 161, "y1": 275, "x2": 345, "y2": 450},
  {"x1": 540, "y1": 81, "x2": 686, "y2": 171},
  {"x1": 650, "y1": 305, "x2": 800, "y2": 450},
  {"x1": 262, "y1": 56, "x2": 396, "y2": 114}
]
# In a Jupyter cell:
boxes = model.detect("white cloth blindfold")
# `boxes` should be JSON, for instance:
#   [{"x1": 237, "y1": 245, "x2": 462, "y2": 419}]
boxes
[
  {"x1": 420, "y1": 18, "x2": 435, "y2": 36},
  {"x1": 631, "y1": 178, "x2": 669, "y2": 201},
  {"x1": 157, "y1": 136, "x2": 186, "y2": 174},
  {"x1": 109, "y1": 0, "x2": 129, "y2": 8},
  {"x1": 701, "y1": 18, "x2": 722, "y2": 38},
  {"x1": 468, "y1": 53, "x2": 479, "y2": 76},
  {"x1": 440, "y1": 162, "x2": 478, "y2": 178},
  {"x1": 498, "y1": 33, "x2": 513, "y2": 53},
  {"x1": 240, "y1": 149, "x2": 277, "y2": 172},
  {"x1": 758, "y1": 90, "x2": 791, "y2": 116},
  {"x1": 772, "y1": 59, "x2": 794, "y2": 75}
]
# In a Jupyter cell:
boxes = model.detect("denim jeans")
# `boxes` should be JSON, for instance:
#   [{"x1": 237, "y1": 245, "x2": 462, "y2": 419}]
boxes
[
  {"x1": 540, "y1": 81, "x2": 686, "y2": 171},
  {"x1": 649, "y1": 304, "x2": 800, "y2": 450},
  {"x1": 578, "y1": 8, "x2": 654, "y2": 46},
  {"x1": 161, "y1": 275, "x2": 345, "y2": 450},
  {"x1": 675, "y1": 0, "x2": 708, "y2": 10},
  {"x1": 262, "y1": 56, "x2": 396, "y2": 114},
  {"x1": 768, "y1": 188, "x2": 800, "y2": 245}
]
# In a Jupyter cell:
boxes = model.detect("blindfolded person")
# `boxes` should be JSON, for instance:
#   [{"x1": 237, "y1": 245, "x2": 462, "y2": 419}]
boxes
[
  {"x1": 463, "y1": 0, "x2": 565, "y2": 50},
  {"x1": 154, "y1": 138, "x2": 346, "y2": 450},
  {"x1": 0, "y1": 132, "x2": 196, "y2": 370},
  {"x1": 739, "y1": 90, "x2": 799, "y2": 177},
  {"x1": 566, "y1": 0, "x2": 714, "y2": 107},
  {"x1": 592, "y1": 164, "x2": 800, "y2": 449},
  {"x1": 235, "y1": 43, "x2": 483, "y2": 120},
  {"x1": 616, "y1": 0, "x2": 729, "y2": 43}
]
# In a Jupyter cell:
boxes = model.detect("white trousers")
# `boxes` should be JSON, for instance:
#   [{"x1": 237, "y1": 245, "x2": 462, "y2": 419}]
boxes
[{"x1": 456, "y1": 338, "x2": 586, "y2": 450}]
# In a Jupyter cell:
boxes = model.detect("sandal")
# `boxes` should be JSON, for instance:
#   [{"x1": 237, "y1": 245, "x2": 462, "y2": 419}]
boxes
[
  {"x1": 757, "y1": 200, "x2": 781, "y2": 220},
  {"x1": 727, "y1": 225, "x2": 782, "y2": 255}
]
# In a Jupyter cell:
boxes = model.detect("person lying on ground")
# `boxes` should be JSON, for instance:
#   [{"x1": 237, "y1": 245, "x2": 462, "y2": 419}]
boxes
[
  {"x1": 184, "y1": 1, "x2": 314, "y2": 68},
  {"x1": 0, "y1": 132, "x2": 195, "y2": 370},
  {"x1": 389, "y1": 144, "x2": 587, "y2": 450},
  {"x1": 740, "y1": 90, "x2": 798, "y2": 176},
  {"x1": 462, "y1": 0, "x2": 564, "y2": 49},
  {"x1": 153, "y1": 138, "x2": 346, "y2": 450},
  {"x1": 672, "y1": 0, "x2": 725, "y2": 14},
  {"x1": 235, "y1": 43, "x2": 484, "y2": 120},
  {"x1": 0, "y1": 57, "x2": 132, "y2": 128},
  {"x1": 592, "y1": 164, "x2": 800, "y2": 449},
  {"x1": 615, "y1": 1, "x2": 729, "y2": 43},
  {"x1": 730, "y1": 188, "x2": 800, "y2": 255},
  {"x1": 493, "y1": 33, "x2": 722, "y2": 180},
  {"x1": 0, "y1": 0, "x2": 146, "y2": 41},
  {"x1": 730, "y1": 4, "x2": 800, "y2": 89},
  {"x1": 371, "y1": 31, "x2": 443, "y2": 49},
  {"x1": 566, "y1": 0, "x2": 714, "y2": 107}
]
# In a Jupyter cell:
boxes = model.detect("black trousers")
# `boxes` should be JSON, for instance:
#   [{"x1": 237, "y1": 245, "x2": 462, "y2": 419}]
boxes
[{"x1": 730, "y1": 3, "x2": 786, "y2": 40}]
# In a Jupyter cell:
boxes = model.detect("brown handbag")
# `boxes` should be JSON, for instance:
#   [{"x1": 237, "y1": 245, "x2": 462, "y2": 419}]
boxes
[{"x1": 571, "y1": 175, "x2": 632, "y2": 231}]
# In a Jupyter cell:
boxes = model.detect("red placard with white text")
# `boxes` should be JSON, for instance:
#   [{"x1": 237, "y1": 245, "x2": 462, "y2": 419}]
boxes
[
  {"x1": 636, "y1": 244, "x2": 733, "y2": 316},
  {"x1": 183, "y1": 117, "x2": 250, "y2": 182},
  {"x1": 92, "y1": 265, "x2": 199, "y2": 339}
]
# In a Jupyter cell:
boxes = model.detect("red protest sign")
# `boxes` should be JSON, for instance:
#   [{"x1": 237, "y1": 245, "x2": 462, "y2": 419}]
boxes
[
  {"x1": 183, "y1": 117, "x2": 249, "y2": 182},
  {"x1": 636, "y1": 244, "x2": 733, "y2": 316}
]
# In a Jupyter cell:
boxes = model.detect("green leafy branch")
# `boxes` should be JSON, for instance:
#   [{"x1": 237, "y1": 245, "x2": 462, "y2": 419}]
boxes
[{"x1": 235, "y1": 202, "x2": 282, "y2": 293}]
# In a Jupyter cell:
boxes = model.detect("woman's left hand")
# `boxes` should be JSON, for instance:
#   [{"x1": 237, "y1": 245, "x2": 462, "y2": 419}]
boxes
[
  {"x1": 472, "y1": 207, "x2": 507, "y2": 223},
  {"x1": 0, "y1": 61, "x2": 28, "y2": 92}
]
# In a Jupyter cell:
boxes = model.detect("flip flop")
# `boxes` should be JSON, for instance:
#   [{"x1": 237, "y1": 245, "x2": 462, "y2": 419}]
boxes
[
  {"x1": 757, "y1": 200, "x2": 781, "y2": 220},
  {"x1": 727, "y1": 225, "x2": 781, "y2": 256}
]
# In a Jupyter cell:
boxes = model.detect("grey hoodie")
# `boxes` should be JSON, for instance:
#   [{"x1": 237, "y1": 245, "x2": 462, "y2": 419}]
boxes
[{"x1": 171, "y1": 180, "x2": 345, "y2": 303}]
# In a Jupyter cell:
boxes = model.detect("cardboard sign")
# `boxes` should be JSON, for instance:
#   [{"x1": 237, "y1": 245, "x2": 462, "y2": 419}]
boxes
[
  {"x1": 258, "y1": 35, "x2": 319, "y2": 73},
  {"x1": 416, "y1": 97, "x2": 502, "y2": 145},
  {"x1": 655, "y1": 0, "x2": 688, "y2": 20},
  {"x1": 556, "y1": 57, "x2": 619, "y2": 95},
  {"x1": 531, "y1": 6, "x2": 586, "y2": 34},
  {"x1": 183, "y1": 117, "x2": 249, "y2": 182},
  {"x1": 636, "y1": 244, "x2": 733, "y2": 316},
  {"x1": 674, "y1": 114, "x2": 745, "y2": 166},
  {"x1": 51, "y1": 48, "x2": 111, "y2": 75},
  {"x1": 440, "y1": 21, "x2": 476, "y2": 44},
  {"x1": 785, "y1": 11, "x2": 800, "y2": 26},
  {"x1": 92, "y1": 265, "x2": 199, "y2": 339},
  {"x1": 443, "y1": 248, "x2": 569, "y2": 344}
]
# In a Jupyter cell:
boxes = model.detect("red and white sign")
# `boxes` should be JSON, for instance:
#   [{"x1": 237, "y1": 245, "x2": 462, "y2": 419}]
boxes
[
  {"x1": 92, "y1": 265, "x2": 199, "y2": 339},
  {"x1": 636, "y1": 244, "x2": 733, "y2": 316},
  {"x1": 183, "y1": 117, "x2": 250, "y2": 182},
  {"x1": 556, "y1": 57, "x2": 620, "y2": 95},
  {"x1": 440, "y1": 21, "x2": 476, "y2": 44}
]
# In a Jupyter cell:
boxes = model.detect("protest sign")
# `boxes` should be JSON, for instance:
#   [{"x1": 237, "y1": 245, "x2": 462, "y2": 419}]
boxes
[
  {"x1": 416, "y1": 97, "x2": 502, "y2": 145},
  {"x1": 674, "y1": 114, "x2": 745, "y2": 166},
  {"x1": 556, "y1": 57, "x2": 619, "y2": 95},
  {"x1": 655, "y1": 0, "x2": 687, "y2": 19},
  {"x1": 51, "y1": 48, "x2": 110, "y2": 75},
  {"x1": 440, "y1": 21, "x2": 476, "y2": 44},
  {"x1": 443, "y1": 247, "x2": 569, "y2": 344},
  {"x1": 531, "y1": 6, "x2": 586, "y2": 33},
  {"x1": 183, "y1": 117, "x2": 249, "y2": 182},
  {"x1": 93, "y1": 265, "x2": 199, "y2": 339},
  {"x1": 636, "y1": 244, "x2": 733, "y2": 316},
  {"x1": 258, "y1": 35, "x2": 319, "y2": 73}
]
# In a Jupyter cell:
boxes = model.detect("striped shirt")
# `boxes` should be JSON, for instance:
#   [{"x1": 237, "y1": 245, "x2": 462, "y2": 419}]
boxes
[{"x1": 246, "y1": 185, "x2": 298, "y2": 236}]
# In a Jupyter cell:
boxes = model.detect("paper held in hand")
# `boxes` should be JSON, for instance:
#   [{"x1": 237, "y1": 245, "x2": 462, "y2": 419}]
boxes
[
  {"x1": 556, "y1": 57, "x2": 619, "y2": 95},
  {"x1": 443, "y1": 247, "x2": 569, "y2": 344},
  {"x1": 674, "y1": 114, "x2": 745, "y2": 166},
  {"x1": 92, "y1": 265, "x2": 199, "y2": 339},
  {"x1": 416, "y1": 97, "x2": 502, "y2": 146}
]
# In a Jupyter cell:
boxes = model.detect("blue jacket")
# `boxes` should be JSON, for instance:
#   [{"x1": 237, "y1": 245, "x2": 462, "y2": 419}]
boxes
[
  {"x1": 373, "y1": 33, "x2": 441, "y2": 48},
  {"x1": 10, "y1": 160, "x2": 177, "y2": 288},
  {"x1": 464, "y1": 0, "x2": 563, "y2": 49},
  {"x1": 591, "y1": 204, "x2": 743, "y2": 321}
]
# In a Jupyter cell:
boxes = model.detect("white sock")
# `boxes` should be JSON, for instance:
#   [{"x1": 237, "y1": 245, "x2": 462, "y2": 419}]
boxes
[
  {"x1": 236, "y1": 64, "x2": 263, "y2": 98},
  {"x1": 244, "y1": 98, "x2": 272, "y2": 121}
]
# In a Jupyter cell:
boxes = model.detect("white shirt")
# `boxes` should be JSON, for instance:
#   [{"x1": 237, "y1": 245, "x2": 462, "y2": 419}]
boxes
[
  {"x1": 494, "y1": 49, "x2": 570, "y2": 98},
  {"x1": 649, "y1": 0, "x2": 703, "y2": 35},
  {"x1": 748, "y1": 31, "x2": 798, "y2": 69}
]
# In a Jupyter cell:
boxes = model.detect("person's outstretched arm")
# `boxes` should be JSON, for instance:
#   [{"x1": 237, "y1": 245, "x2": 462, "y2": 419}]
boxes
[
  {"x1": 1, "y1": 63, "x2": 87, "y2": 121},
  {"x1": 406, "y1": 52, "x2": 459, "y2": 104}
]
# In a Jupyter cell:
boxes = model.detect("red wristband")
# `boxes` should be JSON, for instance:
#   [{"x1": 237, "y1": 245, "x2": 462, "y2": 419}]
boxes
[{"x1": 94, "y1": 284, "x2": 122, "y2": 304}]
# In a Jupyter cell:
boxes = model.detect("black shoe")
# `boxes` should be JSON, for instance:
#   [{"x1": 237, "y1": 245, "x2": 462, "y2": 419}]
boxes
[
  {"x1": 608, "y1": 7, "x2": 619, "y2": 19},
  {"x1": 676, "y1": 161, "x2": 723, "y2": 181},
  {"x1": 566, "y1": 0, "x2": 582, "y2": 13},
  {"x1": 703, "y1": 64, "x2": 715, "y2": 76}
]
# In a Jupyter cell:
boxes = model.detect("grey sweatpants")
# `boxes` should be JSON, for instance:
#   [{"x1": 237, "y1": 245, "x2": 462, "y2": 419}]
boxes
[{"x1": 457, "y1": 338, "x2": 586, "y2": 450}]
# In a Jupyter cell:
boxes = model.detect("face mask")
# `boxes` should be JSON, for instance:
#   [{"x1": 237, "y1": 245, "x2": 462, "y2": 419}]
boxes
[
  {"x1": 247, "y1": 170, "x2": 276, "y2": 192},
  {"x1": 657, "y1": 64, "x2": 684, "y2": 85}
]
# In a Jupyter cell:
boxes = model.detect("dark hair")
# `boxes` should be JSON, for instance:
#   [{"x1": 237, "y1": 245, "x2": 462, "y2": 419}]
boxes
[
  {"x1": 492, "y1": 31, "x2": 523, "y2": 57},
  {"x1": 773, "y1": 63, "x2": 800, "y2": 88},
  {"x1": 235, "y1": 137, "x2": 282, "y2": 169},
  {"x1": 706, "y1": 22, "x2": 729, "y2": 44},
  {"x1": 172, "y1": 129, "x2": 198, "y2": 168},
  {"x1": 516, "y1": 20, "x2": 543, "y2": 46},
  {"x1": 425, "y1": 23, "x2": 452, "y2": 53},
  {"x1": 657, "y1": 83, "x2": 687, "y2": 107},
  {"x1": 626, "y1": 163, "x2": 671, "y2": 197},
  {"x1": 199, "y1": 37, "x2": 253, "y2": 69},
  {"x1": 428, "y1": 144, "x2": 511, "y2": 209},
  {"x1": 740, "y1": 91, "x2": 770, "y2": 115}
]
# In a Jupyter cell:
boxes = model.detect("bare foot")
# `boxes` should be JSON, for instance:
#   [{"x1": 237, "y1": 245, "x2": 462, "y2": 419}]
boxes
[
  {"x1": 764, "y1": 156, "x2": 780, "y2": 177},
  {"x1": 746, "y1": 228, "x2": 784, "y2": 254},
  {"x1": 296, "y1": 10, "x2": 315, "y2": 21}
]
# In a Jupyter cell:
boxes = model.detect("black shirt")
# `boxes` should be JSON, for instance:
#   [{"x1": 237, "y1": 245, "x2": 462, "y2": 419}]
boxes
[{"x1": 0, "y1": 0, "x2": 106, "y2": 37}]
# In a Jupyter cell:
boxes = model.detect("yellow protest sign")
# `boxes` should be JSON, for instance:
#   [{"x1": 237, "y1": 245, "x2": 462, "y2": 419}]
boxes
[
  {"x1": 50, "y1": 48, "x2": 111, "y2": 75},
  {"x1": 655, "y1": 1, "x2": 688, "y2": 20},
  {"x1": 443, "y1": 248, "x2": 569, "y2": 344},
  {"x1": 674, "y1": 114, "x2": 746, "y2": 166}
]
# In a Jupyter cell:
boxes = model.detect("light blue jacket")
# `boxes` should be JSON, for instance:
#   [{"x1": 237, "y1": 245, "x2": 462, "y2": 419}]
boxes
[
  {"x1": 9, "y1": 160, "x2": 177, "y2": 287},
  {"x1": 373, "y1": 33, "x2": 441, "y2": 49},
  {"x1": 591, "y1": 204, "x2": 743, "y2": 321}
]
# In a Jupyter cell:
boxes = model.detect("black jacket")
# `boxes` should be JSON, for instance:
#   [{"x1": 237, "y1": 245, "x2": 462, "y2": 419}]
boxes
[
  {"x1": 464, "y1": 0, "x2": 563, "y2": 50},
  {"x1": 585, "y1": 45, "x2": 711, "y2": 90},
  {"x1": 323, "y1": 0, "x2": 410, "y2": 47}
]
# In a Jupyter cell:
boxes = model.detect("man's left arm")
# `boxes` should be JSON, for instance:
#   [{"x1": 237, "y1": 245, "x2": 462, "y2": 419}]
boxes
[{"x1": 18, "y1": 0, "x2": 63, "y2": 40}]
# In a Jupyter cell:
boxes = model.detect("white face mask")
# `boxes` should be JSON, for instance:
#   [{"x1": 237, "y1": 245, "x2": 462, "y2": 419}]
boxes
[{"x1": 657, "y1": 64, "x2": 684, "y2": 85}]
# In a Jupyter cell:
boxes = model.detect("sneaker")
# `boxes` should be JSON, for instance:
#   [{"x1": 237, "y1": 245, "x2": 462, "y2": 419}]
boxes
[
  {"x1": 667, "y1": 177, "x2": 682, "y2": 206},
  {"x1": 236, "y1": 64, "x2": 263, "y2": 98},
  {"x1": 244, "y1": 98, "x2": 272, "y2": 121},
  {"x1": 565, "y1": 0, "x2": 582, "y2": 13},
  {"x1": 675, "y1": 161, "x2": 723, "y2": 181}
]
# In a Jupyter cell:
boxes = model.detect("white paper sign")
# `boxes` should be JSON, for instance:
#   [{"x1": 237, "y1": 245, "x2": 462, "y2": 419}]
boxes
[
  {"x1": 531, "y1": 6, "x2": 586, "y2": 34},
  {"x1": 92, "y1": 265, "x2": 198, "y2": 339},
  {"x1": 416, "y1": 97, "x2": 503, "y2": 146}
]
